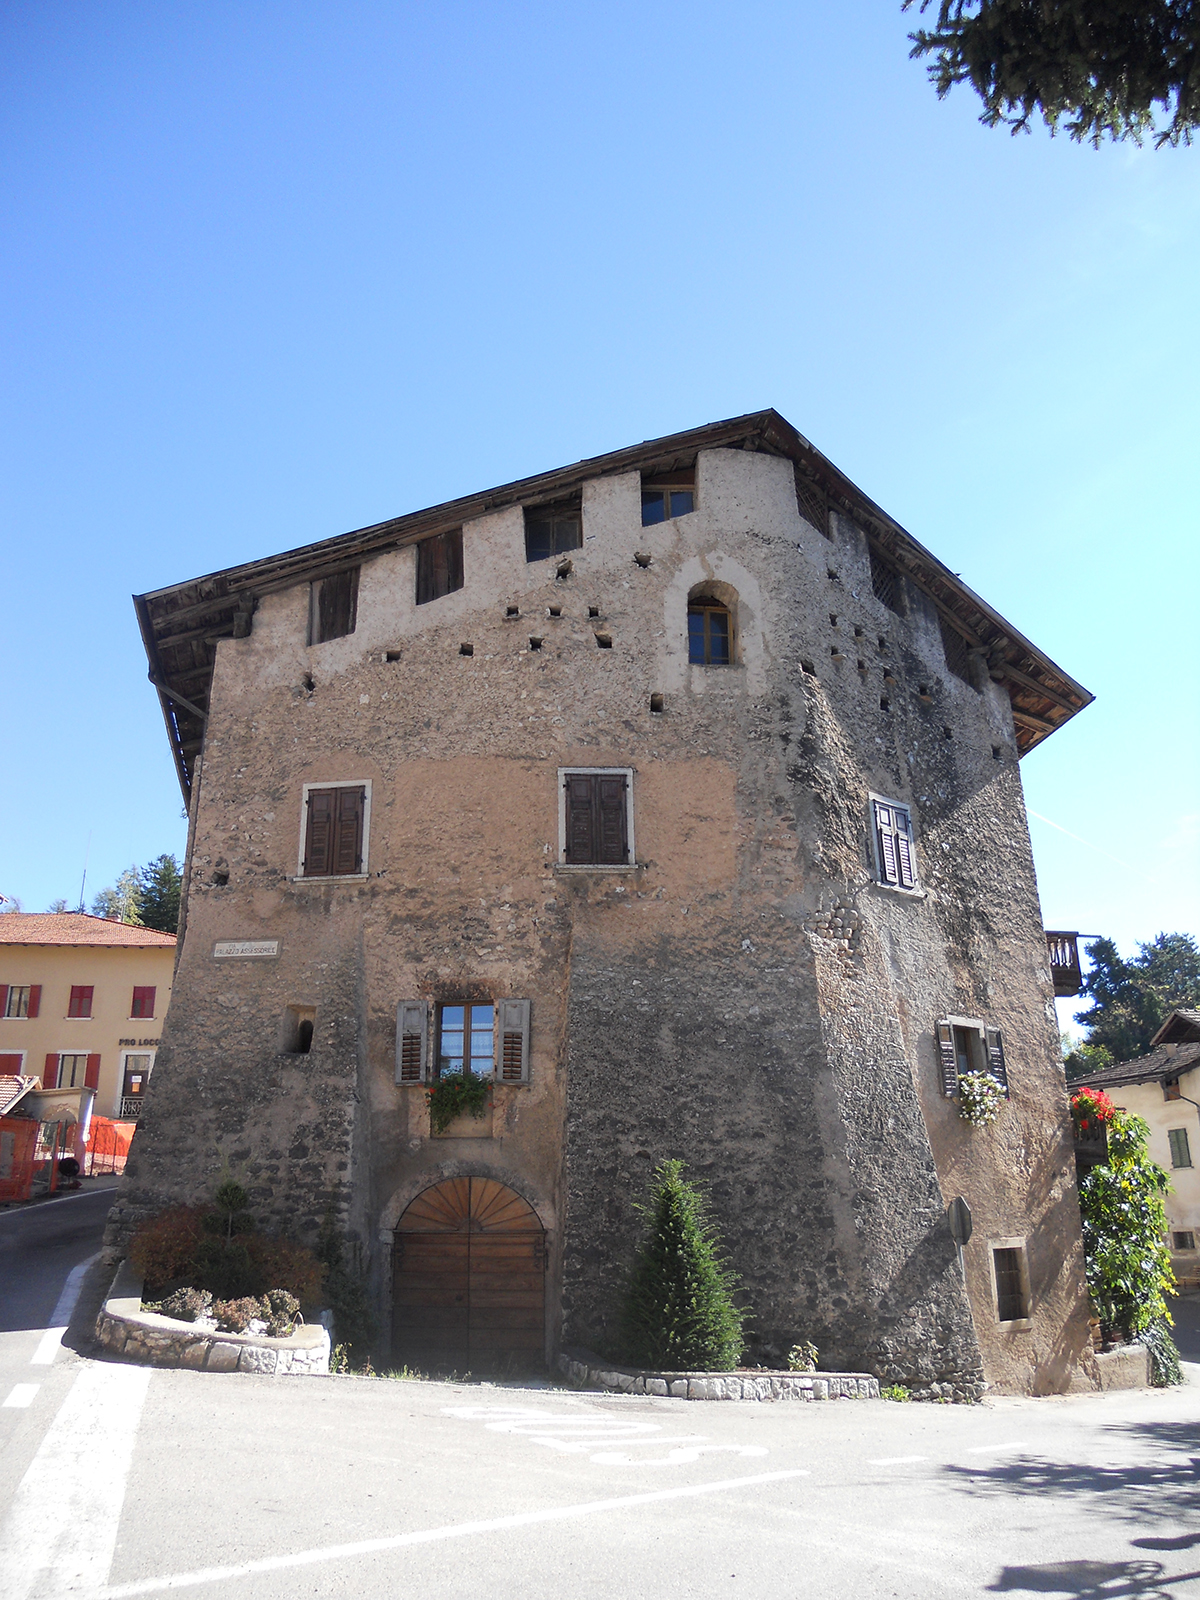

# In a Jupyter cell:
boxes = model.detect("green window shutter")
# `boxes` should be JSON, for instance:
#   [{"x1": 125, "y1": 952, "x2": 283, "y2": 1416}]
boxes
[
  {"x1": 396, "y1": 1002, "x2": 429, "y2": 1085},
  {"x1": 1169, "y1": 1128, "x2": 1192, "y2": 1169},
  {"x1": 936, "y1": 1020, "x2": 957, "y2": 1097},
  {"x1": 495, "y1": 999, "x2": 531, "y2": 1084}
]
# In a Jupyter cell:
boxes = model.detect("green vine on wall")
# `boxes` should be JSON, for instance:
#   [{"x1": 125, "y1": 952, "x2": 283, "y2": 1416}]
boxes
[{"x1": 426, "y1": 1071, "x2": 491, "y2": 1135}]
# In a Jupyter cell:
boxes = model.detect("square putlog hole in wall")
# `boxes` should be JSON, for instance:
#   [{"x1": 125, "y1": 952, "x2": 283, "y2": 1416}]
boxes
[
  {"x1": 649, "y1": 693, "x2": 664, "y2": 713},
  {"x1": 595, "y1": 633, "x2": 613, "y2": 649},
  {"x1": 529, "y1": 637, "x2": 544, "y2": 652},
  {"x1": 459, "y1": 643, "x2": 474, "y2": 656},
  {"x1": 384, "y1": 649, "x2": 403, "y2": 663}
]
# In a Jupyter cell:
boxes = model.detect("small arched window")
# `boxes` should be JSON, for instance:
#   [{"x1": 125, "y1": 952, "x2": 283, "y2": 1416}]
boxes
[{"x1": 688, "y1": 594, "x2": 732, "y2": 665}]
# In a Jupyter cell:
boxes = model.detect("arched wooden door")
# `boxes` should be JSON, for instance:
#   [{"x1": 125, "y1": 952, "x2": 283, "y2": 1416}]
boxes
[{"x1": 392, "y1": 1177, "x2": 546, "y2": 1372}]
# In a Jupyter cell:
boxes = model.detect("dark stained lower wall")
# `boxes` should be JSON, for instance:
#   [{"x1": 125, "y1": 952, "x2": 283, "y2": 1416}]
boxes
[{"x1": 559, "y1": 918, "x2": 985, "y2": 1396}]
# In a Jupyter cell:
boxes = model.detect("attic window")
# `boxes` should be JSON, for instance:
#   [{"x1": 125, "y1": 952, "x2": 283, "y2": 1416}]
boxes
[
  {"x1": 868, "y1": 548, "x2": 904, "y2": 616},
  {"x1": 416, "y1": 529, "x2": 464, "y2": 605},
  {"x1": 525, "y1": 500, "x2": 582, "y2": 563},
  {"x1": 940, "y1": 617, "x2": 975, "y2": 686},
  {"x1": 641, "y1": 466, "x2": 695, "y2": 526},
  {"x1": 308, "y1": 568, "x2": 359, "y2": 644}
]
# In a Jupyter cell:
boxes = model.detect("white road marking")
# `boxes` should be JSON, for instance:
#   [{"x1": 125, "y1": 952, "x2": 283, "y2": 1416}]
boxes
[
  {"x1": 591, "y1": 1444, "x2": 769, "y2": 1466},
  {"x1": 3, "y1": 1384, "x2": 40, "y2": 1408},
  {"x1": 868, "y1": 1455, "x2": 928, "y2": 1466},
  {"x1": 965, "y1": 1441, "x2": 1030, "y2": 1454},
  {"x1": 100, "y1": 1468, "x2": 812, "y2": 1598},
  {"x1": 0, "y1": 1188, "x2": 117, "y2": 1222},
  {"x1": 0, "y1": 1361, "x2": 151, "y2": 1600},
  {"x1": 442, "y1": 1403, "x2": 754, "y2": 1466},
  {"x1": 31, "y1": 1250, "x2": 99, "y2": 1364}
]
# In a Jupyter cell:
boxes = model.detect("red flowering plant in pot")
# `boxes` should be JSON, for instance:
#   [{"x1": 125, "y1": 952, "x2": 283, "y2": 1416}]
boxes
[{"x1": 1071, "y1": 1086, "x2": 1117, "y2": 1138}]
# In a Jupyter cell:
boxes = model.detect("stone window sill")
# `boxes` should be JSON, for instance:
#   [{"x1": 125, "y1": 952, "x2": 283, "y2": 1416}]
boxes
[
  {"x1": 554, "y1": 863, "x2": 644, "y2": 874},
  {"x1": 288, "y1": 874, "x2": 370, "y2": 884}
]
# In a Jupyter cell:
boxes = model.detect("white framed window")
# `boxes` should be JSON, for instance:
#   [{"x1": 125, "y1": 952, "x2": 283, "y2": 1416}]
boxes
[
  {"x1": 297, "y1": 780, "x2": 372, "y2": 879},
  {"x1": 989, "y1": 1237, "x2": 1032, "y2": 1327},
  {"x1": 869, "y1": 794, "x2": 918, "y2": 890},
  {"x1": 557, "y1": 768, "x2": 635, "y2": 868}
]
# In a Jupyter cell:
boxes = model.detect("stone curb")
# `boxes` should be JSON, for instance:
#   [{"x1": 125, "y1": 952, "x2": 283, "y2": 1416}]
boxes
[
  {"x1": 94, "y1": 1259, "x2": 331, "y2": 1376},
  {"x1": 556, "y1": 1349, "x2": 879, "y2": 1401}
]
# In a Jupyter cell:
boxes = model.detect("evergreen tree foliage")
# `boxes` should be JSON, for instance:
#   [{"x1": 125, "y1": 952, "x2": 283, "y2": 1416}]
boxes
[
  {"x1": 618, "y1": 1160, "x2": 746, "y2": 1372},
  {"x1": 904, "y1": 1, "x2": 1200, "y2": 147},
  {"x1": 138, "y1": 854, "x2": 183, "y2": 933},
  {"x1": 92, "y1": 866, "x2": 143, "y2": 924},
  {"x1": 1073, "y1": 933, "x2": 1200, "y2": 1063},
  {"x1": 1077, "y1": 1108, "x2": 1174, "y2": 1339}
]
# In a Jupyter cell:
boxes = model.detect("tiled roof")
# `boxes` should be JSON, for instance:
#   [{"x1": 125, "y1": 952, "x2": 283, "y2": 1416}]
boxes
[
  {"x1": 1071, "y1": 1041, "x2": 1200, "y2": 1091},
  {"x1": 0, "y1": 1075, "x2": 37, "y2": 1116},
  {"x1": 0, "y1": 912, "x2": 176, "y2": 949}
]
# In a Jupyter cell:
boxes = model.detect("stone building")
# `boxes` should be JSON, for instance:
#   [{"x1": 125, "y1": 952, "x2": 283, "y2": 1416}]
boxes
[{"x1": 110, "y1": 409, "x2": 1095, "y2": 1394}]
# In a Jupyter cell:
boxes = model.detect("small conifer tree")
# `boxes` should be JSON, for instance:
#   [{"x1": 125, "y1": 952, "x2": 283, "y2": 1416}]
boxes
[{"x1": 618, "y1": 1159, "x2": 746, "y2": 1372}]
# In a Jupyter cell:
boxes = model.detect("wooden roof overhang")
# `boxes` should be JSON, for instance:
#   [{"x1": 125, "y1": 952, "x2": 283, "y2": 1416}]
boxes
[{"x1": 134, "y1": 408, "x2": 1093, "y2": 799}]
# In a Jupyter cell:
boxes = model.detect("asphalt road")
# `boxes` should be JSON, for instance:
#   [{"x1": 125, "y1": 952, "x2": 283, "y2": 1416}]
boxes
[{"x1": 2, "y1": 1203, "x2": 1200, "y2": 1600}]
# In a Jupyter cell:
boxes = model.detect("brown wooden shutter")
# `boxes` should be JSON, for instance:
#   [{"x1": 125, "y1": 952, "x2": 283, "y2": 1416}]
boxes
[
  {"x1": 44, "y1": 1053, "x2": 58, "y2": 1089},
  {"x1": 304, "y1": 789, "x2": 335, "y2": 877},
  {"x1": 0, "y1": 986, "x2": 7, "y2": 1017},
  {"x1": 131, "y1": 986, "x2": 154, "y2": 1019},
  {"x1": 395, "y1": 1002, "x2": 429, "y2": 1084},
  {"x1": 495, "y1": 999, "x2": 530, "y2": 1084},
  {"x1": 27, "y1": 985, "x2": 40, "y2": 1018},
  {"x1": 333, "y1": 787, "x2": 365, "y2": 875},
  {"x1": 85, "y1": 1054, "x2": 101, "y2": 1091},
  {"x1": 597, "y1": 776, "x2": 629, "y2": 864},
  {"x1": 936, "y1": 1021, "x2": 957, "y2": 1097},
  {"x1": 565, "y1": 774, "x2": 596, "y2": 863},
  {"x1": 985, "y1": 1027, "x2": 1009, "y2": 1094},
  {"x1": 313, "y1": 568, "x2": 358, "y2": 643},
  {"x1": 416, "y1": 529, "x2": 464, "y2": 604}
]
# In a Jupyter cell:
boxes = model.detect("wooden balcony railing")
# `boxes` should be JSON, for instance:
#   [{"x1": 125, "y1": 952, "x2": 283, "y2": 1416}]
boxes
[{"x1": 1046, "y1": 930, "x2": 1083, "y2": 998}]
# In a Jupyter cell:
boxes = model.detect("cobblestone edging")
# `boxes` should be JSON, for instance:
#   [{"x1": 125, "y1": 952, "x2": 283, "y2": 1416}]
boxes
[
  {"x1": 556, "y1": 1350, "x2": 879, "y2": 1401},
  {"x1": 95, "y1": 1260, "x2": 330, "y2": 1376}
]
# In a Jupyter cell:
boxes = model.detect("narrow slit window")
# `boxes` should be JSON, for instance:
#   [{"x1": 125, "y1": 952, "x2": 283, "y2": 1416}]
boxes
[{"x1": 993, "y1": 1247, "x2": 1028, "y2": 1322}]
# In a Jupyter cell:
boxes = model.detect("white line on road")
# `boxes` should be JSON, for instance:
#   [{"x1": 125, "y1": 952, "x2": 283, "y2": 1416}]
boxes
[
  {"x1": 0, "y1": 1186, "x2": 118, "y2": 1221},
  {"x1": 30, "y1": 1250, "x2": 100, "y2": 1364},
  {"x1": 100, "y1": 1468, "x2": 812, "y2": 1598},
  {"x1": 0, "y1": 1361, "x2": 151, "y2": 1600},
  {"x1": 965, "y1": 1441, "x2": 1030, "y2": 1454},
  {"x1": 867, "y1": 1456, "x2": 928, "y2": 1466},
  {"x1": 2, "y1": 1384, "x2": 40, "y2": 1408}
]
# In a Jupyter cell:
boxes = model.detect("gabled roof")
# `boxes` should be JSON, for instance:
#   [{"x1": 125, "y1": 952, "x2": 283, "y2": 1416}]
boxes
[
  {"x1": 1151, "y1": 1009, "x2": 1200, "y2": 1047},
  {"x1": 1072, "y1": 1040, "x2": 1200, "y2": 1092},
  {"x1": 0, "y1": 912, "x2": 176, "y2": 949},
  {"x1": 0, "y1": 1075, "x2": 36, "y2": 1117},
  {"x1": 133, "y1": 408, "x2": 1094, "y2": 797}
]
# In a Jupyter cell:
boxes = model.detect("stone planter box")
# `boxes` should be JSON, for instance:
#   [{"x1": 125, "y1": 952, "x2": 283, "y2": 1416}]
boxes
[
  {"x1": 95, "y1": 1260, "x2": 331, "y2": 1376},
  {"x1": 556, "y1": 1349, "x2": 878, "y2": 1401}
]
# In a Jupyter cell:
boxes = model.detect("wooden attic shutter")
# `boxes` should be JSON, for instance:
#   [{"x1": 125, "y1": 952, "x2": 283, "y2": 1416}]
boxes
[
  {"x1": 495, "y1": 999, "x2": 530, "y2": 1083},
  {"x1": 985, "y1": 1027, "x2": 1009, "y2": 1094},
  {"x1": 395, "y1": 1001, "x2": 428, "y2": 1084},
  {"x1": 936, "y1": 1021, "x2": 957, "y2": 1097}
]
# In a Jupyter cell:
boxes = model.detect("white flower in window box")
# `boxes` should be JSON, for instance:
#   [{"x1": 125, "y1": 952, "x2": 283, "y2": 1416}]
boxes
[{"x1": 957, "y1": 1071, "x2": 1007, "y2": 1127}]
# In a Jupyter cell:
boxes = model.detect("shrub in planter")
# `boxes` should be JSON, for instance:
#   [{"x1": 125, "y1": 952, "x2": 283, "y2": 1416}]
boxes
[
  {"x1": 245, "y1": 1236, "x2": 324, "y2": 1307},
  {"x1": 262, "y1": 1289, "x2": 301, "y2": 1337},
  {"x1": 158, "y1": 1287, "x2": 213, "y2": 1322},
  {"x1": 211, "y1": 1297, "x2": 264, "y2": 1334},
  {"x1": 426, "y1": 1070, "x2": 491, "y2": 1135},
  {"x1": 618, "y1": 1159, "x2": 747, "y2": 1372}
]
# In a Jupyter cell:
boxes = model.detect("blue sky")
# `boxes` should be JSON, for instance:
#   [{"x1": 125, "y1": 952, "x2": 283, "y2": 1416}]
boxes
[{"x1": 1, "y1": 2, "x2": 1196, "y2": 1004}]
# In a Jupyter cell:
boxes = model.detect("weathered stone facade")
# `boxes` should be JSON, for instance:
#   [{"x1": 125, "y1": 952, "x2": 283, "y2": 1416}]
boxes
[{"x1": 112, "y1": 411, "x2": 1095, "y2": 1394}]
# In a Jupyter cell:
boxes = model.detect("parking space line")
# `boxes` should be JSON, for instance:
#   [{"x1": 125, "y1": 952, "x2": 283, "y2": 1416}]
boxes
[
  {"x1": 2, "y1": 1384, "x2": 40, "y2": 1408},
  {"x1": 100, "y1": 1468, "x2": 812, "y2": 1598},
  {"x1": 31, "y1": 1251, "x2": 99, "y2": 1365}
]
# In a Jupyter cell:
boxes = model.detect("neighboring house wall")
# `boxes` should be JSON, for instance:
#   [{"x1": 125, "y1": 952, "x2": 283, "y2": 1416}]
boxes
[
  {"x1": 0, "y1": 921, "x2": 176, "y2": 1125},
  {"x1": 110, "y1": 434, "x2": 1092, "y2": 1394},
  {"x1": 1093, "y1": 1069, "x2": 1200, "y2": 1289}
]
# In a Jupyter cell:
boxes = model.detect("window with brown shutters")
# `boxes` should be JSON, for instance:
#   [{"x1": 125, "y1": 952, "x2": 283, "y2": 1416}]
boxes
[
  {"x1": 395, "y1": 1001, "x2": 429, "y2": 1084},
  {"x1": 302, "y1": 785, "x2": 367, "y2": 877},
  {"x1": 416, "y1": 529, "x2": 464, "y2": 604},
  {"x1": 308, "y1": 568, "x2": 359, "y2": 644},
  {"x1": 495, "y1": 998, "x2": 530, "y2": 1083},
  {"x1": 936, "y1": 1017, "x2": 1010, "y2": 1098},
  {"x1": 561, "y1": 771, "x2": 631, "y2": 865},
  {"x1": 3, "y1": 984, "x2": 39, "y2": 1019},
  {"x1": 131, "y1": 986, "x2": 156, "y2": 1019},
  {"x1": 68, "y1": 986, "x2": 93, "y2": 1018},
  {"x1": 871, "y1": 797, "x2": 917, "y2": 890}
]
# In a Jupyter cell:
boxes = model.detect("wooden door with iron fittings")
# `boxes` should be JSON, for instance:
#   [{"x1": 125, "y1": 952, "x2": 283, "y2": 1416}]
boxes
[{"x1": 392, "y1": 1177, "x2": 546, "y2": 1372}]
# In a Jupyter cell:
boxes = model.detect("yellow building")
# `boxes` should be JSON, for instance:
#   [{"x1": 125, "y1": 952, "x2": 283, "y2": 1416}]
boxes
[{"x1": 0, "y1": 913, "x2": 176, "y2": 1129}]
